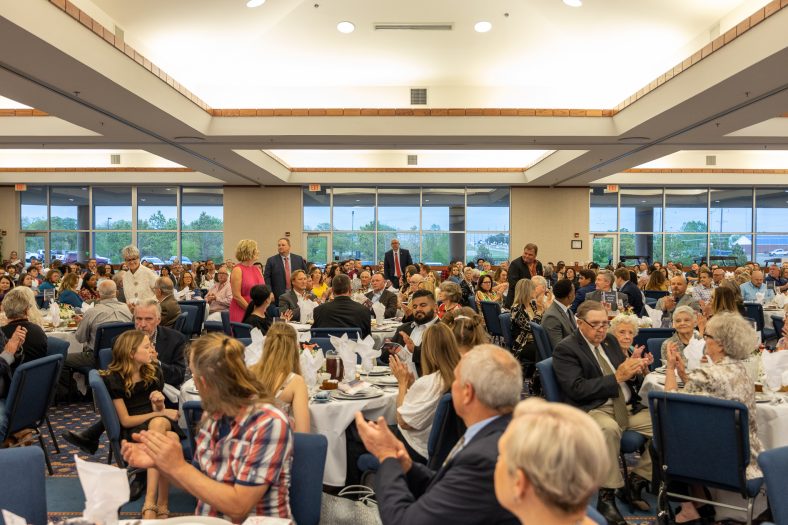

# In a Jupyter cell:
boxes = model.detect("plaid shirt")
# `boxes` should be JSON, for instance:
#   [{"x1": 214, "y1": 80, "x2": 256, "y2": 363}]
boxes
[
  {"x1": 194, "y1": 403, "x2": 293, "y2": 520},
  {"x1": 691, "y1": 283, "x2": 714, "y2": 304}
]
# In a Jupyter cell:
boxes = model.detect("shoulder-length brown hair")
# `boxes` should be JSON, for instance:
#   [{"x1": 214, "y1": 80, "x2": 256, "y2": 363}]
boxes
[{"x1": 420, "y1": 323, "x2": 461, "y2": 392}]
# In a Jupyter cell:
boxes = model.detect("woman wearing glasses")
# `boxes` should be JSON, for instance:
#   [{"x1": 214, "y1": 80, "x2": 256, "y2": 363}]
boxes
[{"x1": 120, "y1": 245, "x2": 158, "y2": 305}]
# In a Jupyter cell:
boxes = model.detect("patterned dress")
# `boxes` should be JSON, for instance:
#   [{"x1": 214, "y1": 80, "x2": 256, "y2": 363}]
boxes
[
  {"x1": 683, "y1": 356, "x2": 763, "y2": 479},
  {"x1": 511, "y1": 304, "x2": 542, "y2": 366}
]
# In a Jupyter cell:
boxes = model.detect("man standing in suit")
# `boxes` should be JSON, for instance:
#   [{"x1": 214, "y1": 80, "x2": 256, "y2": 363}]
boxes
[
  {"x1": 552, "y1": 301, "x2": 652, "y2": 525},
  {"x1": 504, "y1": 243, "x2": 544, "y2": 308},
  {"x1": 384, "y1": 239, "x2": 413, "y2": 289},
  {"x1": 312, "y1": 274, "x2": 371, "y2": 338},
  {"x1": 540, "y1": 279, "x2": 576, "y2": 348},
  {"x1": 584, "y1": 271, "x2": 629, "y2": 313},
  {"x1": 264, "y1": 237, "x2": 307, "y2": 301},
  {"x1": 154, "y1": 276, "x2": 181, "y2": 327},
  {"x1": 277, "y1": 269, "x2": 317, "y2": 322},
  {"x1": 614, "y1": 267, "x2": 644, "y2": 314},
  {"x1": 355, "y1": 345, "x2": 520, "y2": 525},
  {"x1": 366, "y1": 273, "x2": 398, "y2": 319},
  {"x1": 384, "y1": 289, "x2": 439, "y2": 371}
]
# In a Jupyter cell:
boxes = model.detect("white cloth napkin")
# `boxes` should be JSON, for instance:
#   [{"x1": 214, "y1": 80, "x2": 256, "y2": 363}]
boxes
[
  {"x1": 774, "y1": 294, "x2": 786, "y2": 308},
  {"x1": 762, "y1": 350, "x2": 788, "y2": 388},
  {"x1": 355, "y1": 335, "x2": 381, "y2": 374},
  {"x1": 300, "y1": 300, "x2": 317, "y2": 323},
  {"x1": 244, "y1": 328, "x2": 266, "y2": 367},
  {"x1": 49, "y1": 302, "x2": 60, "y2": 326},
  {"x1": 372, "y1": 302, "x2": 386, "y2": 323},
  {"x1": 162, "y1": 383, "x2": 180, "y2": 403},
  {"x1": 1, "y1": 510, "x2": 26, "y2": 525},
  {"x1": 329, "y1": 334, "x2": 359, "y2": 382},
  {"x1": 682, "y1": 337, "x2": 705, "y2": 371},
  {"x1": 300, "y1": 347, "x2": 325, "y2": 389},
  {"x1": 644, "y1": 304, "x2": 662, "y2": 328},
  {"x1": 75, "y1": 455, "x2": 129, "y2": 525},
  {"x1": 81, "y1": 301, "x2": 94, "y2": 312}
]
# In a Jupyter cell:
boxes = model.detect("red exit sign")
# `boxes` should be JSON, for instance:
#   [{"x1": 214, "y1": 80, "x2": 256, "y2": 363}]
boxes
[
  {"x1": 14, "y1": 184, "x2": 27, "y2": 191},
  {"x1": 606, "y1": 184, "x2": 619, "y2": 192},
  {"x1": 309, "y1": 184, "x2": 321, "y2": 192}
]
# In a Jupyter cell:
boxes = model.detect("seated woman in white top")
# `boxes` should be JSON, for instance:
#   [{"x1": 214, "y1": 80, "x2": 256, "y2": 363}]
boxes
[
  {"x1": 250, "y1": 322, "x2": 310, "y2": 433},
  {"x1": 389, "y1": 322, "x2": 461, "y2": 463}
]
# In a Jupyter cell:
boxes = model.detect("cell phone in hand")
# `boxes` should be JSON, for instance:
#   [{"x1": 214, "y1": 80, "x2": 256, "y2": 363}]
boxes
[{"x1": 380, "y1": 341, "x2": 403, "y2": 354}]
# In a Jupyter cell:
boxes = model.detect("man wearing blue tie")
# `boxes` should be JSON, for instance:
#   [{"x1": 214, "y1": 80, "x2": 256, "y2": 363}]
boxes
[{"x1": 355, "y1": 345, "x2": 520, "y2": 525}]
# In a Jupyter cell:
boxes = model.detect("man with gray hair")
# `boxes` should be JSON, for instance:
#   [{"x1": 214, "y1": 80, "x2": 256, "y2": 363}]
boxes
[
  {"x1": 74, "y1": 280, "x2": 133, "y2": 353},
  {"x1": 120, "y1": 245, "x2": 157, "y2": 304},
  {"x1": 153, "y1": 276, "x2": 181, "y2": 328},
  {"x1": 355, "y1": 344, "x2": 521, "y2": 525}
]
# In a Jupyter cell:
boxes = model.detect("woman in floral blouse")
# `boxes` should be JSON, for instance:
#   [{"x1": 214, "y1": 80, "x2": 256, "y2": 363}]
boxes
[
  {"x1": 475, "y1": 274, "x2": 501, "y2": 310},
  {"x1": 510, "y1": 277, "x2": 552, "y2": 377}
]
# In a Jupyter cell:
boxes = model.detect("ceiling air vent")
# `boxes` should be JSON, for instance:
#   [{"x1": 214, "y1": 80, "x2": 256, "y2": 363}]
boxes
[
  {"x1": 110, "y1": 154, "x2": 121, "y2": 165},
  {"x1": 705, "y1": 155, "x2": 716, "y2": 166},
  {"x1": 374, "y1": 23, "x2": 453, "y2": 31},
  {"x1": 410, "y1": 88, "x2": 427, "y2": 105},
  {"x1": 407, "y1": 154, "x2": 418, "y2": 166}
]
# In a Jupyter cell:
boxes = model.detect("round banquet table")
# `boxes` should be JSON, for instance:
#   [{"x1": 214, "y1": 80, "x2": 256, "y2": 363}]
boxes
[
  {"x1": 44, "y1": 326, "x2": 82, "y2": 354},
  {"x1": 288, "y1": 320, "x2": 400, "y2": 349},
  {"x1": 179, "y1": 377, "x2": 398, "y2": 487}
]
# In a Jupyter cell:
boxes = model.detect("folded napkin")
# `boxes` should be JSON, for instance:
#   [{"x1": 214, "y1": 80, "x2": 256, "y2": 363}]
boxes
[
  {"x1": 372, "y1": 302, "x2": 386, "y2": 323},
  {"x1": 644, "y1": 305, "x2": 662, "y2": 329},
  {"x1": 1, "y1": 510, "x2": 26, "y2": 525},
  {"x1": 762, "y1": 350, "x2": 788, "y2": 389},
  {"x1": 329, "y1": 333, "x2": 360, "y2": 382},
  {"x1": 300, "y1": 346, "x2": 326, "y2": 389},
  {"x1": 162, "y1": 383, "x2": 180, "y2": 403},
  {"x1": 298, "y1": 330, "x2": 312, "y2": 343},
  {"x1": 81, "y1": 301, "x2": 94, "y2": 312},
  {"x1": 244, "y1": 327, "x2": 266, "y2": 367},
  {"x1": 355, "y1": 335, "x2": 382, "y2": 374},
  {"x1": 683, "y1": 337, "x2": 705, "y2": 371},
  {"x1": 774, "y1": 294, "x2": 786, "y2": 308},
  {"x1": 75, "y1": 455, "x2": 129, "y2": 525},
  {"x1": 300, "y1": 300, "x2": 317, "y2": 323},
  {"x1": 49, "y1": 302, "x2": 61, "y2": 327}
]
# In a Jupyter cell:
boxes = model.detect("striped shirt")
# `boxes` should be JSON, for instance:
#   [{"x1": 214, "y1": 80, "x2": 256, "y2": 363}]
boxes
[{"x1": 194, "y1": 403, "x2": 293, "y2": 520}]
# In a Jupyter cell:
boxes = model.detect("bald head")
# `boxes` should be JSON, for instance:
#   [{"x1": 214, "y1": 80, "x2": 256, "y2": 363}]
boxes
[{"x1": 98, "y1": 279, "x2": 117, "y2": 299}]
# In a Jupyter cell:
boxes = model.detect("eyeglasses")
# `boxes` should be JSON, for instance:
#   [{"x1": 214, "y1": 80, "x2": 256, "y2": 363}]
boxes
[
  {"x1": 125, "y1": 257, "x2": 139, "y2": 262},
  {"x1": 579, "y1": 318, "x2": 610, "y2": 330},
  {"x1": 703, "y1": 333, "x2": 715, "y2": 341}
]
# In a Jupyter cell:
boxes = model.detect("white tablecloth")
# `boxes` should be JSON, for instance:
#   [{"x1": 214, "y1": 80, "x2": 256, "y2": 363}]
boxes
[
  {"x1": 639, "y1": 372, "x2": 788, "y2": 450},
  {"x1": 46, "y1": 329, "x2": 82, "y2": 354},
  {"x1": 179, "y1": 378, "x2": 398, "y2": 487},
  {"x1": 764, "y1": 308, "x2": 785, "y2": 332},
  {"x1": 288, "y1": 321, "x2": 399, "y2": 349}
]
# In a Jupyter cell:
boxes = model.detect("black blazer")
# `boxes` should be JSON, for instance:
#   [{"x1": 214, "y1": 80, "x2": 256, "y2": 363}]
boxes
[
  {"x1": 312, "y1": 295, "x2": 371, "y2": 338},
  {"x1": 277, "y1": 289, "x2": 317, "y2": 322},
  {"x1": 154, "y1": 326, "x2": 187, "y2": 388},
  {"x1": 504, "y1": 257, "x2": 544, "y2": 308},
  {"x1": 365, "y1": 289, "x2": 398, "y2": 319},
  {"x1": 383, "y1": 318, "x2": 440, "y2": 372},
  {"x1": 263, "y1": 253, "x2": 307, "y2": 300},
  {"x1": 376, "y1": 415, "x2": 518, "y2": 525},
  {"x1": 552, "y1": 331, "x2": 642, "y2": 413},
  {"x1": 619, "y1": 280, "x2": 644, "y2": 314},
  {"x1": 383, "y1": 249, "x2": 413, "y2": 286}
]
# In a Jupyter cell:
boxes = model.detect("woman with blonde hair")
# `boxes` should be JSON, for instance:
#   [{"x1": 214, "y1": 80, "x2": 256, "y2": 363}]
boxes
[
  {"x1": 510, "y1": 278, "x2": 550, "y2": 377},
  {"x1": 104, "y1": 330, "x2": 182, "y2": 518},
  {"x1": 250, "y1": 322, "x2": 310, "y2": 432},
  {"x1": 122, "y1": 333, "x2": 293, "y2": 520},
  {"x1": 495, "y1": 398, "x2": 608, "y2": 525},
  {"x1": 230, "y1": 239, "x2": 264, "y2": 322},
  {"x1": 57, "y1": 272, "x2": 83, "y2": 308},
  {"x1": 442, "y1": 307, "x2": 489, "y2": 354},
  {"x1": 389, "y1": 323, "x2": 461, "y2": 462}
]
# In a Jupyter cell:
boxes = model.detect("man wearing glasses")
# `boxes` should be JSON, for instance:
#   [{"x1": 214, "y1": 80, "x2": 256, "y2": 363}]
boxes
[
  {"x1": 120, "y1": 245, "x2": 158, "y2": 307},
  {"x1": 552, "y1": 301, "x2": 653, "y2": 525}
]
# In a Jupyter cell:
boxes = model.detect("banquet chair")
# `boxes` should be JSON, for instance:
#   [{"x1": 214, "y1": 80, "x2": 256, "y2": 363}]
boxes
[
  {"x1": 179, "y1": 300, "x2": 206, "y2": 337},
  {"x1": 586, "y1": 505, "x2": 606, "y2": 525},
  {"x1": 535, "y1": 358, "x2": 561, "y2": 402},
  {"x1": 181, "y1": 400, "x2": 204, "y2": 461},
  {"x1": 310, "y1": 337, "x2": 334, "y2": 353},
  {"x1": 633, "y1": 328, "x2": 675, "y2": 349},
  {"x1": 178, "y1": 305, "x2": 199, "y2": 338},
  {"x1": 0, "y1": 354, "x2": 63, "y2": 475},
  {"x1": 646, "y1": 338, "x2": 668, "y2": 371},
  {"x1": 757, "y1": 446, "x2": 788, "y2": 525},
  {"x1": 0, "y1": 447, "x2": 47, "y2": 525},
  {"x1": 772, "y1": 316, "x2": 784, "y2": 341},
  {"x1": 743, "y1": 302, "x2": 776, "y2": 341},
  {"x1": 643, "y1": 290, "x2": 669, "y2": 301},
  {"x1": 479, "y1": 300, "x2": 503, "y2": 342},
  {"x1": 221, "y1": 310, "x2": 232, "y2": 335},
  {"x1": 466, "y1": 295, "x2": 477, "y2": 312},
  {"x1": 230, "y1": 321, "x2": 253, "y2": 339},
  {"x1": 499, "y1": 312, "x2": 513, "y2": 350},
  {"x1": 88, "y1": 369, "x2": 125, "y2": 468},
  {"x1": 173, "y1": 311, "x2": 189, "y2": 335},
  {"x1": 84, "y1": 322, "x2": 134, "y2": 373},
  {"x1": 530, "y1": 322, "x2": 553, "y2": 361},
  {"x1": 44, "y1": 337, "x2": 70, "y2": 453},
  {"x1": 648, "y1": 391, "x2": 763, "y2": 525},
  {"x1": 310, "y1": 327, "x2": 361, "y2": 339},
  {"x1": 426, "y1": 393, "x2": 465, "y2": 470},
  {"x1": 98, "y1": 347, "x2": 114, "y2": 370},
  {"x1": 291, "y1": 433, "x2": 328, "y2": 525},
  {"x1": 236, "y1": 337, "x2": 252, "y2": 347}
]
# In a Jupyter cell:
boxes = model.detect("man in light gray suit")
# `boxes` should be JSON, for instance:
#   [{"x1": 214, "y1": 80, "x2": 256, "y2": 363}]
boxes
[
  {"x1": 584, "y1": 271, "x2": 629, "y2": 312},
  {"x1": 541, "y1": 279, "x2": 577, "y2": 348}
]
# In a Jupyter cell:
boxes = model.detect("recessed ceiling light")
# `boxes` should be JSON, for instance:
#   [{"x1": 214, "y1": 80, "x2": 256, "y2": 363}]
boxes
[
  {"x1": 563, "y1": 0, "x2": 582, "y2": 6},
  {"x1": 246, "y1": 0, "x2": 265, "y2": 7},
  {"x1": 474, "y1": 21, "x2": 492, "y2": 33},
  {"x1": 715, "y1": 200, "x2": 720, "y2": 203},
  {"x1": 337, "y1": 21, "x2": 355, "y2": 33},
  {"x1": 641, "y1": 200, "x2": 647, "y2": 203}
]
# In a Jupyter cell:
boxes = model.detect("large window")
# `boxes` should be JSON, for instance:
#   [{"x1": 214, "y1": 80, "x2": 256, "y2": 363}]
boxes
[
  {"x1": 590, "y1": 187, "x2": 786, "y2": 266},
  {"x1": 302, "y1": 187, "x2": 510, "y2": 265},
  {"x1": 19, "y1": 186, "x2": 223, "y2": 265}
]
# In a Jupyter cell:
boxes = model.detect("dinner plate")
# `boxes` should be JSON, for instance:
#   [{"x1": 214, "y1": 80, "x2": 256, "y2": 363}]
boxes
[
  {"x1": 755, "y1": 394, "x2": 771, "y2": 404},
  {"x1": 366, "y1": 375, "x2": 398, "y2": 386},
  {"x1": 331, "y1": 388, "x2": 384, "y2": 401},
  {"x1": 365, "y1": 366, "x2": 390, "y2": 376},
  {"x1": 161, "y1": 516, "x2": 232, "y2": 525}
]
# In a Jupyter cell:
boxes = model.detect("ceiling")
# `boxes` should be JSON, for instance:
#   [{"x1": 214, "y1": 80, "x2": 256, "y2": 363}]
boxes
[{"x1": 0, "y1": 0, "x2": 787, "y2": 186}]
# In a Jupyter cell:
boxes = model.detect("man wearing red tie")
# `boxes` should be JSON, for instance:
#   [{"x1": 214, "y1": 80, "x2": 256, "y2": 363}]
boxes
[
  {"x1": 263, "y1": 238, "x2": 307, "y2": 301},
  {"x1": 383, "y1": 238, "x2": 413, "y2": 289}
]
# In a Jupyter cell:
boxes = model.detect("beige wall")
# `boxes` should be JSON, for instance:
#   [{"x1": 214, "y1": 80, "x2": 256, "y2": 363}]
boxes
[
  {"x1": 0, "y1": 186, "x2": 20, "y2": 262},
  {"x1": 223, "y1": 186, "x2": 303, "y2": 261},
  {"x1": 510, "y1": 187, "x2": 590, "y2": 265}
]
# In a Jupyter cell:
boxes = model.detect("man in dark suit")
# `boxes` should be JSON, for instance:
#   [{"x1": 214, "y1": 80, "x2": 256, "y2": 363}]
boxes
[
  {"x1": 552, "y1": 301, "x2": 653, "y2": 525},
  {"x1": 154, "y1": 276, "x2": 181, "y2": 328},
  {"x1": 383, "y1": 289, "x2": 439, "y2": 372},
  {"x1": 313, "y1": 274, "x2": 371, "y2": 338},
  {"x1": 540, "y1": 279, "x2": 577, "y2": 348},
  {"x1": 570, "y1": 269, "x2": 596, "y2": 313},
  {"x1": 355, "y1": 345, "x2": 520, "y2": 525},
  {"x1": 63, "y1": 299, "x2": 187, "y2": 500},
  {"x1": 584, "y1": 271, "x2": 629, "y2": 313},
  {"x1": 504, "y1": 243, "x2": 544, "y2": 308},
  {"x1": 614, "y1": 267, "x2": 644, "y2": 314},
  {"x1": 277, "y1": 269, "x2": 317, "y2": 322},
  {"x1": 366, "y1": 273, "x2": 398, "y2": 319},
  {"x1": 263, "y1": 237, "x2": 307, "y2": 301},
  {"x1": 383, "y1": 238, "x2": 413, "y2": 289}
]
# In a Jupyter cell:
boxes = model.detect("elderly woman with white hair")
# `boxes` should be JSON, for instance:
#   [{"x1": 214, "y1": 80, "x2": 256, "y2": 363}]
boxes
[
  {"x1": 660, "y1": 305, "x2": 703, "y2": 367},
  {"x1": 120, "y1": 245, "x2": 158, "y2": 305},
  {"x1": 608, "y1": 313, "x2": 652, "y2": 365},
  {"x1": 665, "y1": 312, "x2": 763, "y2": 523},
  {"x1": 1, "y1": 287, "x2": 48, "y2": 365},
  {"x1": 495, "y1": 398, "x2": 608, "y2": 525}
]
